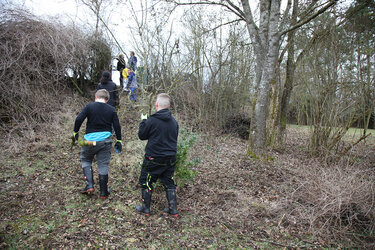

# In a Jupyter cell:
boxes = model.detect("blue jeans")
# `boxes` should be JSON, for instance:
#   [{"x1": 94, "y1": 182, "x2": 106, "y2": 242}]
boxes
[
  {"x1": 129, "y1": 87, "x2": 137, "y2": 101},
  {"x1": 80, "y1": 137, "x2": 112, "y2": 175}
]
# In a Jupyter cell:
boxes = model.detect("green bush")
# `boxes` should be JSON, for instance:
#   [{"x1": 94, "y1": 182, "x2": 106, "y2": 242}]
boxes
[{"x1": 175, "y1": 129, "x2": 200, "y2": 187}]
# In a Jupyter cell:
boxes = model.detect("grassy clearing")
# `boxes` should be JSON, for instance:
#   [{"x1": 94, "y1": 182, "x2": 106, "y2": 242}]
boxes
[
  {"x1": 288, "y1": 124, "x2": 375, "y2": 134},
  {"x1": 288, "y1": 124, "x2": 375, "y2": 143}
]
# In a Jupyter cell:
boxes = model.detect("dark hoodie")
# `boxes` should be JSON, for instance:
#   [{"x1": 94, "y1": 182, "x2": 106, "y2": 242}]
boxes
[
  {"x1": 138, "y1": 108, "x2": 179, "y2": 158},
  {"x1": 97, "y1": 71, "x2": 118, "y2": 107}
]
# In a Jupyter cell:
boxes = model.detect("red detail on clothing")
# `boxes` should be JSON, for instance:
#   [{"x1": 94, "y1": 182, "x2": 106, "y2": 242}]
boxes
[{"x1": 81, "y1": 188, "x2": 94, "y2": 193}]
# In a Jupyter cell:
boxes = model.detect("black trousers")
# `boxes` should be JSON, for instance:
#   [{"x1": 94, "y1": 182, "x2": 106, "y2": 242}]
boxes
[
  {"x1": 119, "y1": 72, "x2": 124, "y2": 89},
  {"x1": 139, "y1": 156, "x2": 176, "y2": 191}
]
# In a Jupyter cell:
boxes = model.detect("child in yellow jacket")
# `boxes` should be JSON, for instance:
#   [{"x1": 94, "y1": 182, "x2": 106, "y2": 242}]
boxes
[{"x1": 122, "y1": 67, "x2": 129, "y2": 92}]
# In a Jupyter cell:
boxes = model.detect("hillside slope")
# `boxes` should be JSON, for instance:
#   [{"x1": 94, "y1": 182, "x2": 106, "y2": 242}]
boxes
[{"x1": 0, "y1": 93, "x2": 374, "y2": 248}]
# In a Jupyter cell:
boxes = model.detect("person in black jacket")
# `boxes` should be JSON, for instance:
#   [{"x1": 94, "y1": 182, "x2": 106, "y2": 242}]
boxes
[
  {"x1": 73, "y1": 89, "x2": 122, "y2": 199},
  {"x1": 135, "y1": 93, "x2": 179, "y2": 217},
  {"x1": 97, "y1": 71, "x2": 119, "y2": 109},
  {"x1": 117, "y1": 54, "x2": 126, "y2": 88}
]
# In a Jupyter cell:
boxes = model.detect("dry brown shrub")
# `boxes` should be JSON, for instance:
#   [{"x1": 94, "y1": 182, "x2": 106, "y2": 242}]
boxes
[
  {"x1": 0, "y1": 9, "x2": 82, "y2": 125},
  {"x1": 0, "y1": 9, "x2": 111, "y2": 152},
  {"x1": 222, "y1": 113, "x2": 251, "y2": 139},
  {"x1": 290, "y1": 160, "x2": 375, "y2": 237},
  {"x1": 172, "y1": 78, "x2": 250, "y2": 135}
]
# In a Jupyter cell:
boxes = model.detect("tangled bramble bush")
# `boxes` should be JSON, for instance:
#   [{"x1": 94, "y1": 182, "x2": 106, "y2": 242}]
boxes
[
  {"x1": 175, "y1": 129, "x2": 200, "y2": 187},
  {"x1": 291, "y1": 161, "x2": 375, "y2": 236},
  {"x1": 0, "y1": 8, "x2": 111, "y2": 152}
]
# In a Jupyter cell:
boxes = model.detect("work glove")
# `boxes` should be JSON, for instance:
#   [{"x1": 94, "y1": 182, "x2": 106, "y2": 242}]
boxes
[
  {"x1": 73, "y1": 132, "x2": 79, "y2": 142},
  {"x1": 141, "y1": 113, "x2": 148, "y2": 120},
  {"x1": 114, "y1": 140, "x2": 122, "y2": 153}
]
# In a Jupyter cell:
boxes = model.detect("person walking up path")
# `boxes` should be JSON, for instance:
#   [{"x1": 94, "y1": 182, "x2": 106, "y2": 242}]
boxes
[
  {"x1": 97, "y1": 71, "x2": 119, "y2": 109},
  {"x1": 126, "y1": 68, "x2": 138, "y2": 102},
  {"x1": 73, "y1": 89, "x2": 122, "y2": 199},
  {"x1": 135, "y1": 93, "x2": 179, "y2": 217},
  {"x1": 117, "y1": 54, "x2": 126, "y2": 89}
]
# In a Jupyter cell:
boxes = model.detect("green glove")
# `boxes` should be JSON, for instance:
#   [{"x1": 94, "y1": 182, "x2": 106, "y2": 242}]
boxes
[
  {"x1": 73, "y1": 132, "x2": 79, "y2": 142},
  {"x1": 141, "y1": 113, "x2": 148, "y2": 120}
]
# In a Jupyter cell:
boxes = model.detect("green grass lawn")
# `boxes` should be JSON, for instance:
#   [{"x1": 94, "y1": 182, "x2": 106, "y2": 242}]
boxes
[{"x1": 287, "y1": 124, "x2": 374, "y2": 143}]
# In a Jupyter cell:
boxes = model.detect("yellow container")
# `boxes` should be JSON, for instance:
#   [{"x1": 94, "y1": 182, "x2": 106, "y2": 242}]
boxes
[{"x1": 78, "y1": 139, "x2": 96, "y2": 146}]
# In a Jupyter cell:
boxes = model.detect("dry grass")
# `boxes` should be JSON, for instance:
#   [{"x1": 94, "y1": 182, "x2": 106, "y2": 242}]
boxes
[
  {"x1": 1, "y1": 97, "x2": 374, "y2": 248},
  {"x1": 270, "y1": 127, "x2": 375, "y2": 245},
  {"x1": 291, "y1": 162, "x2": 375, "y2": 233}
]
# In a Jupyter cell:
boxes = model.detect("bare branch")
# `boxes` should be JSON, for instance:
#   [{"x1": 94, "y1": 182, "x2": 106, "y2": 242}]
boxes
[
  {"x1": 168, "y1": 0, "x2": 246, "y2": 20},
  {"x1": 240, "y1": 0, "x2": 261, "y2": 51},
  {"x1": 280, "y1": 0, "x2": 337, "y2": 36},
  {"x1": 203, "y1": 18, "x2": 242, "y2": 34},
  {"x1": 279, "y1": 0, "x2": 292, "y2": 33}
]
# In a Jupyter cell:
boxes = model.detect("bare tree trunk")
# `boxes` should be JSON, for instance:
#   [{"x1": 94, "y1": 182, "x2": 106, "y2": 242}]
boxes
[
  {"x1": 253, "y1": 45, "x2": 279, "y2": 148},
  {"x1": 247, "y1": 0, "x2": 281, "y2": 152},
  {"x1": 278, "y1": 0, "x2": 298, "y2": 145}
]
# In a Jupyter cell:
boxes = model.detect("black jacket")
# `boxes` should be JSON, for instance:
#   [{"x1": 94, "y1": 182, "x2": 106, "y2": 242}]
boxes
[
  {"x1": 74, "y1": 102, "x2": 121, "y2": 140},
  {"x1": 97, "y1": 81, "x2": 118, "y2": 107},
  {"x1": 138, "y1": 109, "x2": 178, "y2": 158},
  {"x1": 117, "y1": 59, "x2": 126, "y2": 71}
]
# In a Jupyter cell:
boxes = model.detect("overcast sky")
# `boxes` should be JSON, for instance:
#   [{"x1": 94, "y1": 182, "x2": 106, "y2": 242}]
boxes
[
  {"x1": 5, "y1": 0, "x2": 89, "y2": 22},
  {"x1": 3, "y1": 0, "x2": 355, "y2": 66},
  {"x1": 4, "y1": 0, "x2": 150, "y2": 56}
]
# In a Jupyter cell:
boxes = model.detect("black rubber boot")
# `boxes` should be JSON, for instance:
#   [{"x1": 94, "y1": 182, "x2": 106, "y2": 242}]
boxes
[
  {"x1": 80, "y1": 167, "x2": 94, "y2": 194},
  {"x1": 164, "y1": 189, "x2": 178, "y2": 217},
  {"x1": 135, "y1": 189, "x2": 152, "y2": 216},
  {"x1": 99, "y1": 174, "x2": 110, "y2": 199}
]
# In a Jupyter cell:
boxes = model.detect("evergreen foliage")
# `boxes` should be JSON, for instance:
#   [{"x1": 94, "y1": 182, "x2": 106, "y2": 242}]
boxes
[{"x1": 175, "y1": 129, "x2": 200, "y2": 187}]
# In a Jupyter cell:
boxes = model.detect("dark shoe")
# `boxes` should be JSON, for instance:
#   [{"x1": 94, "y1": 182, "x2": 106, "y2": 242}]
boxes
[
  {"x1": 99, "y1": 174, "x2": 110, "y2": 199},
  {"x1": 135, "y1": 189, "x2": 152, "y2": 216},
  {"x1": 164, "y1": 189, "x2": 178, "y2": 217},
  {"x1": 80, "y1": 167, "x2": 94, "y2": 194}
]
